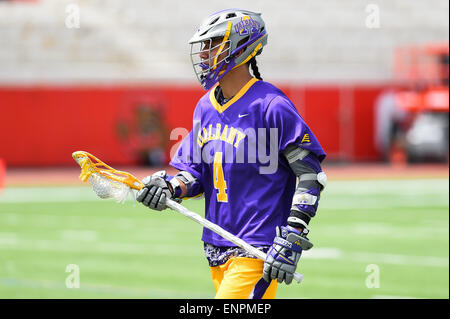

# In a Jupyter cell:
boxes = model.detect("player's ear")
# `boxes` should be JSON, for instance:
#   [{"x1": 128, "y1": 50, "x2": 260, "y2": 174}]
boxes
[
  {"x1": 235, "y1": 36, "x2": 249, "y2": 58},
  {"x1": 235, "y1": 48, "x2": 245, "y2": 58}
]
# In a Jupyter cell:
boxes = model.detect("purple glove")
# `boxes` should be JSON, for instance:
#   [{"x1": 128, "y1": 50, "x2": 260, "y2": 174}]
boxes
[
  {"x1": 263, "y1": 225, "x2": 313, "y2": 285},
  {"x1": 136, "y1": 170, "x2": 178, "y2": 211}
]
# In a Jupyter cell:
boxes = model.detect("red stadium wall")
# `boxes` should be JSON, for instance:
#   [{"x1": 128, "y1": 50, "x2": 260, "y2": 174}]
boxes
[{"x1": 0, "y1": 84, "x2": 386, "y2": 166}]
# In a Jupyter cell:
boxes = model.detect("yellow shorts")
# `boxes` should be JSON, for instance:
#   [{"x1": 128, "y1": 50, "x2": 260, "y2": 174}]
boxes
[{"x1": 210, "y1": 257, "x2": 278, "y2": 299}]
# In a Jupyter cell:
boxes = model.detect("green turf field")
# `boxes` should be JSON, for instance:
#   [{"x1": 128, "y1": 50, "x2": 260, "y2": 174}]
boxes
[{"x1": 0, "y1": 178, "x2": 448, "y2": 299}]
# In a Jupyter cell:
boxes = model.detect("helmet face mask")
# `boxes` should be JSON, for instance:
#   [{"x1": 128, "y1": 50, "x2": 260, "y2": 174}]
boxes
[
  {"x1": 190, "y1": 38, "x2": 232, "y2": 87},
  {"x1": 189, "y1": 9, "x2": 268, "y2": 90}
]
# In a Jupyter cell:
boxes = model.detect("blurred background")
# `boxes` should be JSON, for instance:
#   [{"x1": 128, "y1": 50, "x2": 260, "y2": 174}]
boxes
[{"x1": 0, "y1": 0, "x2": 448, "y2": 299}]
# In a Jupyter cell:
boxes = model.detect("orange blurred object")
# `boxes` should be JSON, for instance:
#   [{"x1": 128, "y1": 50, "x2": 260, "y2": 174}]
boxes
[
  {"x1": 0, "y1": 158, "x2": 5, "y2": 193},
  {"x1": 394, "y1": 42, "x2": 449, "y2": 113}
]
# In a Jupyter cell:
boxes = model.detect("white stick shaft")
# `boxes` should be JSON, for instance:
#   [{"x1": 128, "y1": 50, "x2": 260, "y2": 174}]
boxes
[{"x1": 166, "y1": 199, "x2": 304, "y2": 284}]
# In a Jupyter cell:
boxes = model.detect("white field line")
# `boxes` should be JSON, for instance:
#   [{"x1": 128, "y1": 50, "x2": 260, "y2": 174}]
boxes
[
  {"x1": 344, "y1": 251, "x2": 448, "y2": 267},
  {"x1": 344, "y1": 222, "x2": 448, "y2": 240},
  {"x1": 0, "y1": 213, "x2": 140, "y2": 229},
  {"x1": 0, "y1": 234, "x2": 202, "y2": 257},
  {"x1": 278, "y1": 248, "x2": 449, "y2": 270},
  {"x1": 323, "y1": 178, "x2": 449, "y2": 209},
  {"x1": 0, "y1": 187, "x2": 101, "y2": 203},
  {"x1": 0, "y1": 178, "x2": 448, "y2": 207},
  {"x1": 301, "y1": 248, "x2": 448, "y2": 267},
  {"x1": 324, "y1": 178, "x2": 449, "y2": 195},
  {"x1": 0, "y1": 232, "x2": 18, "y2": 245},
  {"x1": 0, "y1": 233, "x2": 447, "y2": 268},
  {"x1": 60, "y1": 230, "x2": 98, "y2": 242},
  {"x1": 320, "y1": 199, "x2": 449, "y2": 210}
]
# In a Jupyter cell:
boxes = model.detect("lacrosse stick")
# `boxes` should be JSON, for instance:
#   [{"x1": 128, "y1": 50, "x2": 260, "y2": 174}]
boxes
[{"x1": 72, "y1": 150, "x2": 304, "y2": 284}]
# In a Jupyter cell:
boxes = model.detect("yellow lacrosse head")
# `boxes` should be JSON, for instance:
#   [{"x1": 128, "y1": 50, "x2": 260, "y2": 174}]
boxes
[{"x1": 72, "y1": 151, "x2": 144, "y2": 190}]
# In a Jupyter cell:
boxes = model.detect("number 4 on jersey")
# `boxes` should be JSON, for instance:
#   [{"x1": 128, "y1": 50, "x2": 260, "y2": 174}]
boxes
[{"x1": 213, "y1": 152, "x2": 228, "y2": 202}]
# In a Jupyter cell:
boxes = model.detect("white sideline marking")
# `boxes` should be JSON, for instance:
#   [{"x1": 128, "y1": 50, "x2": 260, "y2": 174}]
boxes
[
  {"x1": 348, "y1": 222, "x2": 448, "y2": 239},
  {"x1": 346, "y1": 251, "x2": 449, "y2": 267},
  {"x1": 0, "y1": 213, "x2": 139, "y2": 229},
  {"x1": 0, "y1": 187, "x2": 100, "y2": 203},
  {"x1": 303, "y1": 248, "x2": 448, "y2": 267},
  {"x1": 0, "y1": 179, "x2": 448, "y2": 205},
  {"x1": 302, "y1": 248, "x2": 342, "y2": 259},
  {"x1": 325, "y1": 178, "x2": 449, "y2": 195},
  {"x1": 0, "y1": 237, "x2": 202, "y2": 257},
  {"x1": 0, "y1": 235, "x2": 446, "y2": 268},
  {"x1": 320, "y1": 200, "x2": 449, "y2": 210},
  {"x1": 60, "y1": 230, "x2": 98, "y2": 242},
  {"x1": 322, "y1": 178, "x2": 449, "y2": 209},
  {"x1": 0, "y1": 232, "x2": 18, "y2": 245}
]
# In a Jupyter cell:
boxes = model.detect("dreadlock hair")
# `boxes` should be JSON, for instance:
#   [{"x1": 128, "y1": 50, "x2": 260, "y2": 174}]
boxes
[
  {"x1": 248, "y1": 57, "x2": 262, "y2": 81},
  {"x1": 237, "y1": 35, "x2": 263, "y2": 81}
]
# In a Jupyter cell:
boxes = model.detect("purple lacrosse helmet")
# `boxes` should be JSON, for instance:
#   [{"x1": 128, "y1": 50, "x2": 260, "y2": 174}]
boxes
[{"x1": 189, "y1": 9, "x2": 268, "y2": 90}]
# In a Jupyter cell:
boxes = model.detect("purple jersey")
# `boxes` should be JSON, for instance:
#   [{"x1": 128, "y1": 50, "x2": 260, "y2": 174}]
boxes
[{"x1": 170, "y1": 78, "x2": 326, "y2": 247}]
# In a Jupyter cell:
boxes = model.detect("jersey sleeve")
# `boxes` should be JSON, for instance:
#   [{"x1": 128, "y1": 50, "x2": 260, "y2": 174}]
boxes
[
  {"x1": 265, "y1": 96, "x2": 327, "y2": 227},
  {"x1": 169, "y1": 129, "x2": 202, "y2": 180},
  {"x1": 169, "y1": 122, "x2": 206, "y2": 198},
  {"x1": 264, "y1": 95, "x2": 326, "y2": 162},
  {"x1": 168, "y1": 99, "x2": 205, "y2": 178}
]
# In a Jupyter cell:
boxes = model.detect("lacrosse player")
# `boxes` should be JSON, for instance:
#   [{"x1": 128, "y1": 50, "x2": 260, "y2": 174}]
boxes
[{"x1": 137, "y1": 9, "x2": 327, "y2": 299}]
